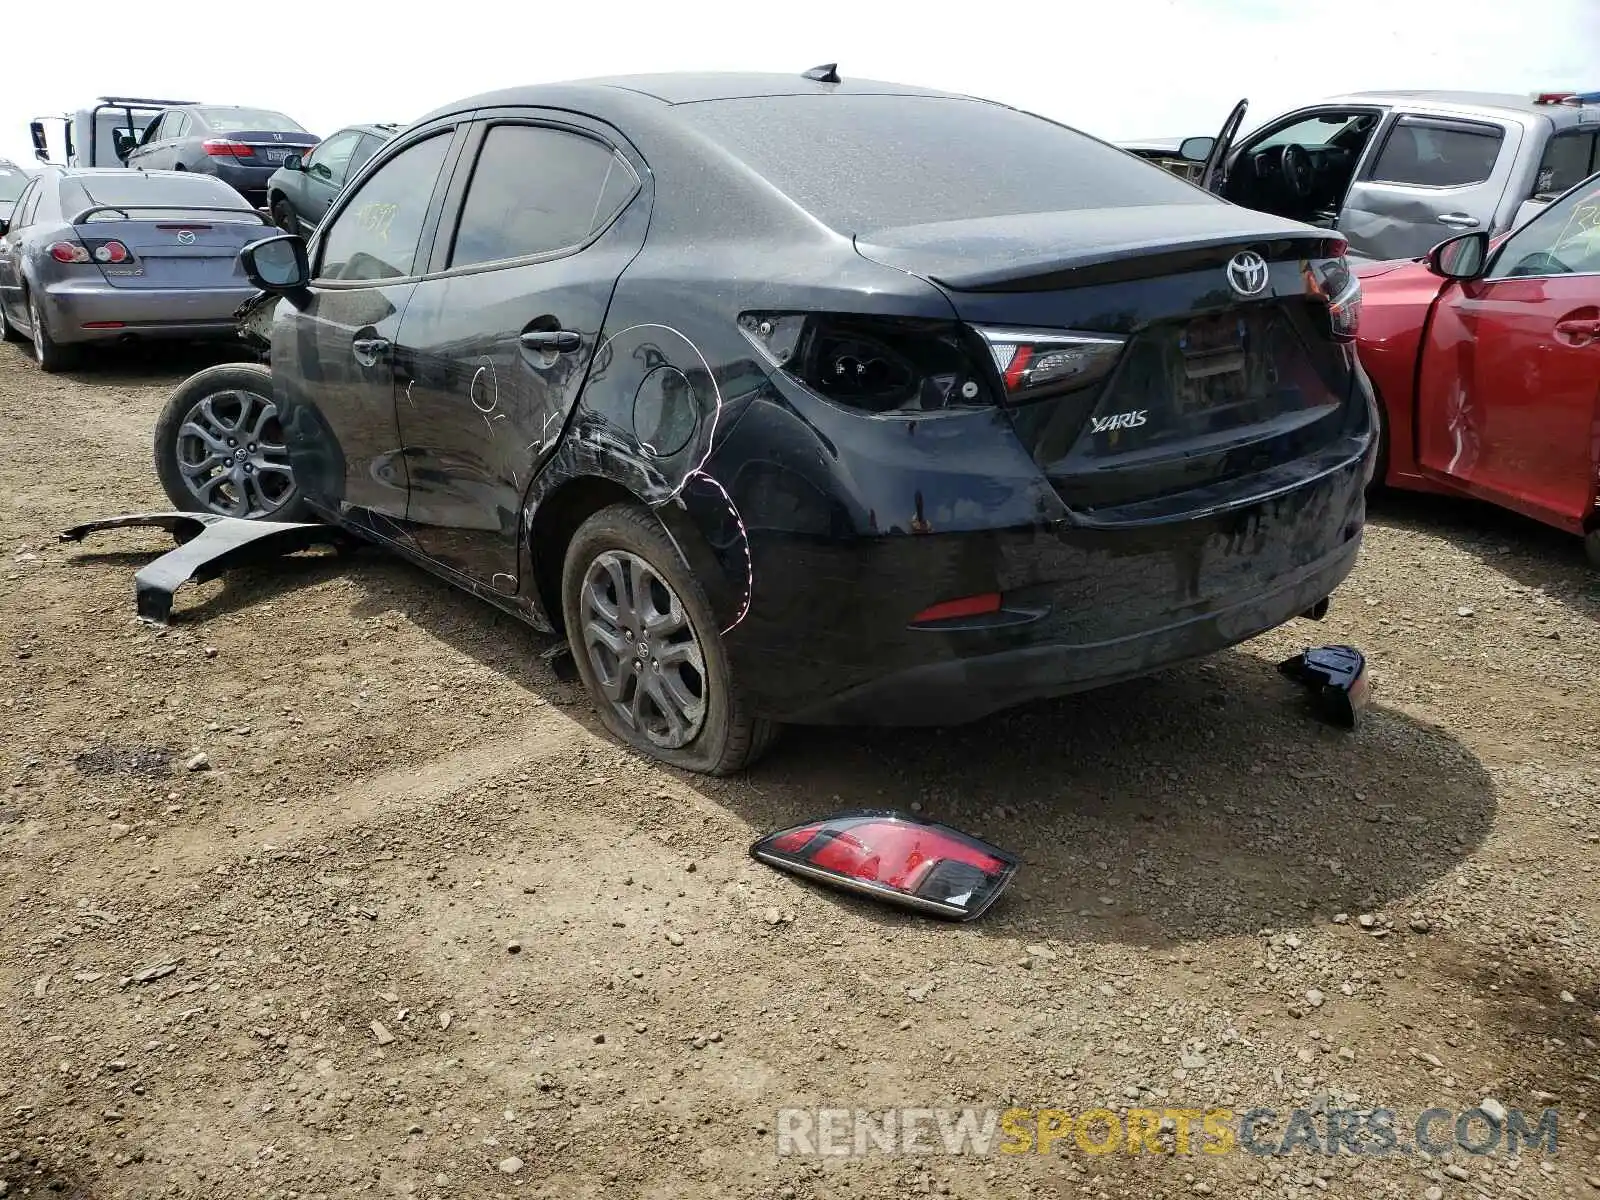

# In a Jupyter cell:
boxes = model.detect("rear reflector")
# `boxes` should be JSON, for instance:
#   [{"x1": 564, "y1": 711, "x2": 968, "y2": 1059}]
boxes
[
  {"x1": 750, "y1": 810, "x2": 1020, "y2": 920},
  {"x1": 203, "y1": 139, "x2": 255, "y2": 158},
  {"x1": 48, "y1": 241, "x2": 91, "y2": 264},
  {"x1": 911, "y1": 593, "x2": 1002, "y2": 624}
]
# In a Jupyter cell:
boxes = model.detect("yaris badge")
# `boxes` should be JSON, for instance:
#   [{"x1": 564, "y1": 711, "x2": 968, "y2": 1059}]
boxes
[{"x1": 1226, "y1": 250, "x2": 1270, "y2": 297}]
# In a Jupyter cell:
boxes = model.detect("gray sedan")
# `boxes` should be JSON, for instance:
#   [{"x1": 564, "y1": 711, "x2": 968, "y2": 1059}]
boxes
[
  {"x1": 121, "y1": 105, "x2": 319, "y2": 207},
  {"x1": 0, "y1": 168, "x2": 273, "y2": 371}
]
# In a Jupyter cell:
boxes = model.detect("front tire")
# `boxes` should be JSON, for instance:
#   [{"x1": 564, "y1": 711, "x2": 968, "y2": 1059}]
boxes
[
  {"x1": 561, "y1": 503, "x2": 778, "y2": 774},
  {"x1": 0, "y1": 299, "x2": 24, "y2": 343},
  {"x1": 271, "y1": 197, "x2": 299, "y2": 235},
  {"x1": 153, "y1": 362, "x2": 308, "y2": 521}
]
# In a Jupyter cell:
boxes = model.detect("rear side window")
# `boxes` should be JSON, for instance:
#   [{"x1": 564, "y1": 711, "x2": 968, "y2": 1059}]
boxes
[
  {"x1": 677, "y1": 94, "x2": 1213, "y2": 235},
  {"x1": 1536, "y1": 130, "x2": 1598, "y2": 198},
  {"x1": 1370, "y1": 117, "x2": 1504, "y2": 187},
  {"x1": 448, "y1": 125, "x2": 638, "y2": 268},
  {"x1": 317, "y1": 131, "x2": 452, "y2": 281},
  {"x1": 10, "y1": 179, "x2": 40, "y2": 226}
]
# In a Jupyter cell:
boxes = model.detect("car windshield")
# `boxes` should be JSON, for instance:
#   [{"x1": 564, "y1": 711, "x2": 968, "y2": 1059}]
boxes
[
  {"x1": 196, "y1": 107, "x2": 306, "y2": 133},
  {"x1": 63, "y1": 172, "x2": 255, "y2": 220},
  {"x1": 677, "y1": 94, "x2": 1213, "y2": 235},
  {"x1": 0, "y1": 166, "x2": 27, "y2": 202}
]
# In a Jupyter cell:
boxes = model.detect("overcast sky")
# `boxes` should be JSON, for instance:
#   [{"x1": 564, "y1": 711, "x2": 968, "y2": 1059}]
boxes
[{"x1": 3, "y1": 0, "x2": 1597, "y2": 169}]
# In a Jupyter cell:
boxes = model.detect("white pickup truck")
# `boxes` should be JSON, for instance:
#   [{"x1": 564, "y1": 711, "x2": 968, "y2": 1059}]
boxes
[
  {"x1": 27, "y1": 96, "x2": 199, "y2": 169},
  {"x1": 1124, "y1": 90, "x2": 1600, "y2": 261}
]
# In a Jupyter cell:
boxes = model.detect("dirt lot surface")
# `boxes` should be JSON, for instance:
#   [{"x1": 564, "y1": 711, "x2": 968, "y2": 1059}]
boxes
[{"x1": 0, "y1": 340, "x2": 1596, "y2": 1200}]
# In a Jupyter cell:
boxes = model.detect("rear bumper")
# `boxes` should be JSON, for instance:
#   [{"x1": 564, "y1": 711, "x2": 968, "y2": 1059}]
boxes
[
  {"x1": 41, "y1": 280, "x2": 255, "y2": 345},
  {"x1": 719, "y1": 428, "x2": 1373, "y2": 726}
]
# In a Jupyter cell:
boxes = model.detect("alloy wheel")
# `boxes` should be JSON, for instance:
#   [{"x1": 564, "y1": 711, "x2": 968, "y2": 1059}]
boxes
[
  {"x1": 29, "y1": 299, "x2": 44, "y2": 366},
  {"x1": 174, "y1": 387, "x2": 295, "y2": 518},
  {"x1": 578, "y1": 549, "x2": 707, "y2": 749}
]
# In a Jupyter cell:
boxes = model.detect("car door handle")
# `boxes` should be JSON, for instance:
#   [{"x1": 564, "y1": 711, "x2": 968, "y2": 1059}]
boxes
[
  {"x1": 1436, "y1": 212, "x2": 1480, "y2": 228},
  {"x1": 519, "y1": 330, "x2": 581, "y2": 353},
  {"x1": 352, "y1": 336, "x2": 391, "y2": 357},
  {"x1": 1554, "y1": 317, "x2": 1600, "y2": 344}
]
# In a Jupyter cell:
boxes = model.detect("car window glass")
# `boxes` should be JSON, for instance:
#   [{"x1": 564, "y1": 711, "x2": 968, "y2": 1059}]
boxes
[
  {"x1": 308, "y1": 131, "x2": 362, "y2": 186},
  {"x1": 348, "y1": 134, "x2": 384, "y2": 178},
  {"x1": 168, "y1": 113, "x2": 190, "y2": 140},
  {"x1": 1370, "y1": 118, "x2": 1504, "y2": 187},
  {"x1": 9, "y1": 179, "x2": 38, "y2": 226},
  {"x1": 448, "y1": 124, "x2": 637, "y2": 268},
  {"x1": 140, "y1": 116, "x2": 165, "y2": 146},
  {"x1": 18, "y1": 180, "x2": 45, "y2": 226},
  {"x1": 1488, "y1": 174, "x2": 1600, "y2": 278},
  {"x1": 1252, "y1": 113, "x2": 1361, "y2": 150},
  {"x1": 0, "y1": 166, "x2": 27, "y2": 204},
  {"x1": 194, "y1": 108, "x2": 307, "y2": 134},
  {"x1": 1535, "y1": 131, "x2": 1598, "y2": 198},
  {"x1": 317, "y1": 131, "x2": 452, "y2": 282}
]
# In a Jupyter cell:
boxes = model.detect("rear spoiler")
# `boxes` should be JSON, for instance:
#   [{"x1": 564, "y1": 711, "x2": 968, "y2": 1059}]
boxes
[{"x1": 71, "y1": 204, "x2": 273, "y2": 225}]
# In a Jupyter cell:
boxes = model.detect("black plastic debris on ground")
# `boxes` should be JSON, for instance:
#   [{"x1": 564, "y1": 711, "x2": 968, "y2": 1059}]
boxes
[
  {"x1": 60, "y1": 511, "x2": 355, "y2": 624},
  {"x1": 1278, "y1": 644, "x2": 1371, "y2": 729}
]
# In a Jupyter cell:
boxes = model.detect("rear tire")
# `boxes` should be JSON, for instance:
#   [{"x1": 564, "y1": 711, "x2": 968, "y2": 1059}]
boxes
[
  {"x1": 561, "y1": 502, "x2": 778, "y2": 775},
  {"x1": 27, "y1": 294, "x2": 76, "y2": 373},
  {"x1": 153, "y1": 362, "x2": 309, "y2": 522}
]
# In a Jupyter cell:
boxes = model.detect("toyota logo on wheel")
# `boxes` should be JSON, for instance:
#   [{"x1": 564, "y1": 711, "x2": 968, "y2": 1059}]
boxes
[{"x1": 1226, "y1": 250, "x2": 1270, "y2": 298}]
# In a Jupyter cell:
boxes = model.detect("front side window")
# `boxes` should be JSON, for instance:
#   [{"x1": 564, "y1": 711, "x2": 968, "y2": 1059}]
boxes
[
  {"x1": 140, "y1": 115, "x2": 166, "y2": 146},
  {"x1": 306, "y1": 130, "x2": 362, "y2": 187},
  {"x1": 316, "y1": 131, "x2": 453, "y2": 282},
  {"x1": 448, "y1": 124, "x2": 638, "y2": 269},
  {"x1": 1488, "y1": 173, "x2": 1600, "y2": 278},
  {"x1": 1370, "y1": 117, "x2": 1504, "y2": 187},
  {"x1": 1252, "y1": 112, "x2": 1367, "y2": 150}
]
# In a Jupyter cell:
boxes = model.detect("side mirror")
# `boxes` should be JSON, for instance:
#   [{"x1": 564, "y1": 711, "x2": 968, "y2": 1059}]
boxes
[
  {"x1": 283, "y1": 153, "x2": 303, "y2": 172},
  {"x1": 1179, "y1": 135, "x2": 1216, "y2": 163},
  {"x1": 1426, "y1": 230, "x2": 1490, "y2": 280},
  {"x1": 29, "y1": 121, "x2": 49, "y2": 163},
  {"x1": 240, "y1": 234, "x2": 311, "y2": 302},
  {"x1": 0, "y1": 219, "x2": 9, "y2": 237}
]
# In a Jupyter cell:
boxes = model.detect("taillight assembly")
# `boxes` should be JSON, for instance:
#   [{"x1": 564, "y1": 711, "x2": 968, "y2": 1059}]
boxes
[
  {"x1": 48, "y1": 241, "x2": 91, "y2": 264},
  {"x1": 203, "y1": 139, "x2": 255, "y2": 158},
  {"x1": 1307, "y1": 256, "x2": 1361, "y2": 342},
  {"x1": 83, "y1": 238, "x2": 134, "y2": 266},
  {"x1": 973, "y1": 326, "x2": 1128, "y2": 403},
  {"x1": 739, "y1": 312, "x2": 997, "y2": 414},
  {"x1": 750, "y1": 810, "x2": 1020, "y2": 921}
]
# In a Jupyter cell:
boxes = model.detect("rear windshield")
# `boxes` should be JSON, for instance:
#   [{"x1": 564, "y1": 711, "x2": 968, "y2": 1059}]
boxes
[
  {"x1": 0, "y1": 166, "x2": 27, "y2": 202},
  {"x1": 62, "y1": 173, "x2": 255, "y2": 220},
  {"x1": 677, "y1": 94, "x2": 1215, "y2": 234},
  {"x1": 195, "y1": 107, "x2": 306, "y2": 134}
]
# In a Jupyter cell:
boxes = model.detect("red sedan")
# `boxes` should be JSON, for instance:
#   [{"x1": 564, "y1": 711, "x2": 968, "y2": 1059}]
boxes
[{"x1": 1356, "y1": 171, "x2": 1600, "y2": 567}]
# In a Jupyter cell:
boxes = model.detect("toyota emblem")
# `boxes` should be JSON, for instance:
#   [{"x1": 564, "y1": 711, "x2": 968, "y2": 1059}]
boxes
[
  {"x1": 1226, "y1": 250, "x2": 1270, "y2": 298},
  {"x1": 176, "y1": 230, "x2": 196, "y2": 245}
]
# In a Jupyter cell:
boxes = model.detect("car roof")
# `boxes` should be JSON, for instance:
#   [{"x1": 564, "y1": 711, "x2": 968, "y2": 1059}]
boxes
[
  {"x1": 1324, "y1": 89, "x2": 1598, "y2": 127},
  {"x1": 417, "y1": 70, "x2": 974, "y2": 123}
]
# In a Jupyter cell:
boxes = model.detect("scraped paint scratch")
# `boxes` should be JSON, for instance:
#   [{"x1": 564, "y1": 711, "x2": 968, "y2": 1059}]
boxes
[{"x1": 688, "y1": 470, "x2": 753, "y2": 636}]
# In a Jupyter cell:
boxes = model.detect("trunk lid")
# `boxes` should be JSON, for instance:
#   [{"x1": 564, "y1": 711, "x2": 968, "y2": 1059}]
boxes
[
  {"x1": 75, "y1": 213, "x2": 268, "y2": 289},
  {"x1": 220, "y1": 132, "x2": 319, "y2": 168},
  {"x1": 855, "y1": 208, "x2": 1366, "y2": 521}
]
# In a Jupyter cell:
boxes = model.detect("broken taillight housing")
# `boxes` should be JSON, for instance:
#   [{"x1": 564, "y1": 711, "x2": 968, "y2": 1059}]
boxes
[
  {"x1": 1307, "y1": 256, "x2": 1362, "y2": 342},
  {"x1": 739, "y1": 312, "x2": 998, "y2": 414},
  {"x1": 750, "y1": 810, "x2": 1020, "y2": 920}
]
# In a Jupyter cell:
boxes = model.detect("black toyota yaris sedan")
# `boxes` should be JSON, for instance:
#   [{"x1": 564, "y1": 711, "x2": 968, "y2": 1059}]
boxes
[{"x1": 226, "y1": 68, "x2": 1377, "y2": 775}]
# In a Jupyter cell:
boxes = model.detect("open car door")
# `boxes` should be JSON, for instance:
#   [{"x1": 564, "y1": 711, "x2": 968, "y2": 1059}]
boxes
[{"x1": 1199, "y1": 98, "x2": 1249, "y2": 193}]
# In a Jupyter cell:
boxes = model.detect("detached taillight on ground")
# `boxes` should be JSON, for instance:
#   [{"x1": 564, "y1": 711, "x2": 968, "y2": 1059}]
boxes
[
  {"x1": 750, "y1": 810, "x2": 1020, "y2": 920},
  {"x1": 203, "y1": 139, "x2": 255, "y2": 158},
  {"x1": 48, "y1": 241, "x2": 91, "y2": 264}
]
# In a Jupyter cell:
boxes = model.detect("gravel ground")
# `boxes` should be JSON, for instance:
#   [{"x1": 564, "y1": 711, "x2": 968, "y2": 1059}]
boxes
[{"x1": 0, "y1": 340, "x2": 1596, "y2": 1200}]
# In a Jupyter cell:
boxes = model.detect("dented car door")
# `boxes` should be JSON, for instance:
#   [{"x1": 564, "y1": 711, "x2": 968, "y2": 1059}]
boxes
[{"x1": 1339, "y1": 112, "x2": 1522, "y2": 261}]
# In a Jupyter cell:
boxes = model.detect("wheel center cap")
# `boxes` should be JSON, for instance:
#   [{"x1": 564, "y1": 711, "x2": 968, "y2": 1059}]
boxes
[
  {"x1": 233, "y1": 449, "x2": 247, "y2": 464},
  {"x1": 636, "y1": 641, "x2": 649, "y2": 658}
]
